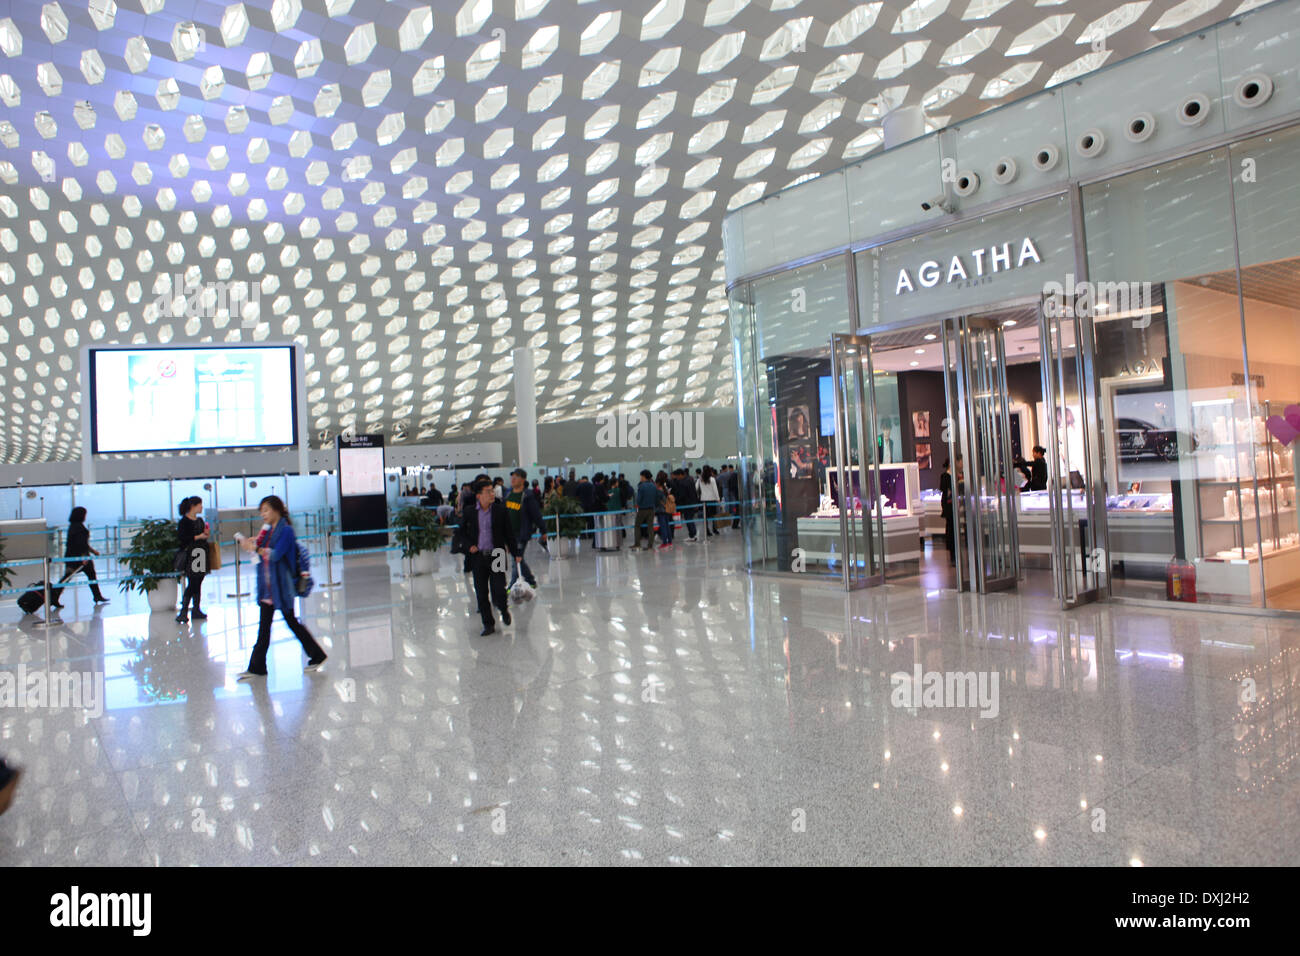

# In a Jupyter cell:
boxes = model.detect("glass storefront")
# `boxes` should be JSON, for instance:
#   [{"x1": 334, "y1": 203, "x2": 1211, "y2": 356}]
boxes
[
  {"x1": 728, "y1": 125, "x2": 1300, "y2": 613},
  {"x1": 730, "y1": 257, "x2": 854, "y2": 579}
]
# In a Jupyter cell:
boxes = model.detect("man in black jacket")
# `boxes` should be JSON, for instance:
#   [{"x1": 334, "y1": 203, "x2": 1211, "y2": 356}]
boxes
[
  {"x1": 506, "y1": 468, "x2": 546, "y2": 589},
  {"x1": 574, "y1": 475, "x2": 596, "y2": 533},
  {"x1": 670, "y1": 468, "x2": 699, "y2": 542},
  {"x1": 457, "y1": 474, "x2": 490, "y2": 573},
  {"x1": 455, "y1": 479, "x2": 519, "y2": 635},
  {"x1": 724, "y1": 465, "x2": 741, "y2": 527}
]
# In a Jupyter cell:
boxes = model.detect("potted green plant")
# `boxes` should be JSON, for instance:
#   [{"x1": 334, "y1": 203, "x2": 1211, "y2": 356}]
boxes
[
  {"x1": 118, "y1": 518, "x2": 181, "y2": 612},
  {"x1": 542, "y1": 492, "x2": 586, "y2": 559},
  {"x1": 393, "y1": 505, "x2": 450, "y2": 574}
]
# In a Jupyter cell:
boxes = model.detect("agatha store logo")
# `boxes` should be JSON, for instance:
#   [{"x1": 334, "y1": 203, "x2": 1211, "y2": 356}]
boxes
[{"x1": 895, "y1": 238, "x2": 1043, "y2": 295}]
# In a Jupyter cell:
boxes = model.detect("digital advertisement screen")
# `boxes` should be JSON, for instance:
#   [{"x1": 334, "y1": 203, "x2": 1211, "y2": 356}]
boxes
[
  {"x1": 90, "y1": 345, "x2": 296, "y2": 454},
  {"x1": 818, "y1": 375, "x2": 836, "y2": 436}
]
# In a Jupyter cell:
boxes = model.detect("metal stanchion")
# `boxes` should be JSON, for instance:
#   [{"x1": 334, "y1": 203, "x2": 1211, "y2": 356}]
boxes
[
  {"x1": 226, "y1": 537, "x2": 250, "y2": 598},
  {"x1": 34, "y1": 557, "x2": 60, "y2": 629},
  {"x1": 318, "y1": 530, "x2": 343, "y2": 589},
  {"x1": 552, "y1": 513, "x2": 569, "y2": 560}
]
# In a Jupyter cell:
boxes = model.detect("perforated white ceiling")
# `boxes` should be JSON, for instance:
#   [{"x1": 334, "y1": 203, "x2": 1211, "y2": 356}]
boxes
[{"x1": 0, "y1": 0, "x2": 1252, "y2": 462}]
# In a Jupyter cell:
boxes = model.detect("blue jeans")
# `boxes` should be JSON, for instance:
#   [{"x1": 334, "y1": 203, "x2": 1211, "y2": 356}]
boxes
[{"x1": 656, "y1": 512, "x2": 674, "y2": 544}]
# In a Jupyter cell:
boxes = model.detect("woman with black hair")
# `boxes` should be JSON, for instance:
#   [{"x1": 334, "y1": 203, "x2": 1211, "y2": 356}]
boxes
[
  {"x1": 176, "y1": 496, "x2": 209, "y2": 623},
  {"x1": 236, "y1": 495, "x2": 326, "y2": 681},
  {"x1": 55, "y1": 506, "x2": 108, "y2": 606}
]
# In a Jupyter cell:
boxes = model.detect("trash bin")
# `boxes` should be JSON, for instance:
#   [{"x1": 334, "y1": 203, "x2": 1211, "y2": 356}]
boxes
[{"x1": 595, "y1": 511, "x2": 622, "y2": 552}]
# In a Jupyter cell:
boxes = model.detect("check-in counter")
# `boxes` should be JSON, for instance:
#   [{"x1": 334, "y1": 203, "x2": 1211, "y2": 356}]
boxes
[{"x1": 0, "y1": 519, "x2": 54, "y2": 560}]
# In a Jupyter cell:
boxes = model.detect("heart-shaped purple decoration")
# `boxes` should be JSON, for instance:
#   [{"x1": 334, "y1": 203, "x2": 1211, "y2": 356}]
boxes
[{"x1": 1266, "y1": 408, "x2": 1300, "y2": 447}]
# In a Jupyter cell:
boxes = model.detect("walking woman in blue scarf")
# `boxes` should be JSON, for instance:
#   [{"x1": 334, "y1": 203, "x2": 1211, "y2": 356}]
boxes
[{"x1": 236, "y1": 495, "x2": 327, "y2": 682}]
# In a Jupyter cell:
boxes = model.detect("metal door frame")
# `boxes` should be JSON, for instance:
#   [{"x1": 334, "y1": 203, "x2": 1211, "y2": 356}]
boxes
[
  {"x1": 1037, "y1": 293, "x2": 1107, "y2": 608},
  {"x1": 830, "y1": 332, "x2": 885, "y2": 590},
  {"x1": 942, "y1": 313, "x2": 1021, "y2": 593},
  {"x1": 830, "y1": 303, "x2": 1026, "y2": 594}
]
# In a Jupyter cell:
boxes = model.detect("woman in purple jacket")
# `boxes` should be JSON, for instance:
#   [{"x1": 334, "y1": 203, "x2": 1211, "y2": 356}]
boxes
[{"x1": 236, "y1": 495, "x2": 327, "y2": 681}]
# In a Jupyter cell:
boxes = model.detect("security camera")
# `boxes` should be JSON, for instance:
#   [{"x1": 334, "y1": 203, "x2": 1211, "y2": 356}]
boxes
[{"x1": 920, "y1": 195, "x2": 955, "y2": 214}]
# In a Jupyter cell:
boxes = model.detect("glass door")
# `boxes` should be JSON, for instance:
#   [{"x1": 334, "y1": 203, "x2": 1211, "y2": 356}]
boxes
[
  {"x1": 941, "y1": 314, "x2": 1020, "y2": 593},
  {"x1": 830, "y1": 333, "x2": 884, "y2": 589},
  {"x1": 1038, "y1": 293, "x2": 1107, "y2": 608}
]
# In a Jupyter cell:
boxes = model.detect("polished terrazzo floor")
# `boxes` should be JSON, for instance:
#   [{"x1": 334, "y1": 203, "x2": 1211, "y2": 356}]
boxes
[{"x1": 2, "y1": 530, "x2": 1298, "y2": 866}]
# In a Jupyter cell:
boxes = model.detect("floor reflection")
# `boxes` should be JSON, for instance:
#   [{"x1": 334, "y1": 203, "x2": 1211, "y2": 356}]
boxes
[{"x1": 1, "y1": 540, "x2": 1297, "y2": 865}]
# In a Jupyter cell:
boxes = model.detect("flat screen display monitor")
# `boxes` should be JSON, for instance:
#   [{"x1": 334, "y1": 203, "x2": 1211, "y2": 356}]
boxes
[
  {"x1": 89, "y1": 345, "x2": 297, "y2": 454},
  {"x1": 818, "y1": 375, "x2": 835, "y2": 437}
]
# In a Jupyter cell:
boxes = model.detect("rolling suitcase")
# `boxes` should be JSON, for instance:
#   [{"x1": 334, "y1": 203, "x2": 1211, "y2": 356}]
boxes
[{"x1": 17, "y1": 585, "x2": 48, "y2": 615}]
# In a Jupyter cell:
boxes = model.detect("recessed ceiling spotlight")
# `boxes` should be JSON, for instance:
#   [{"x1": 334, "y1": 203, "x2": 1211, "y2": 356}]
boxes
[
  {"x1": 1004, "y1": 319, "x2": 1017, "y2": 327},
  {"x1": 914, "y1": 348, "x2": 925, "y2": 354},
  {"x1": 910, "y1": 361, "x2": 920, "y2": 367},
  {"x1": 924, "y1": 333, "x2": 937, "y2": 341}
]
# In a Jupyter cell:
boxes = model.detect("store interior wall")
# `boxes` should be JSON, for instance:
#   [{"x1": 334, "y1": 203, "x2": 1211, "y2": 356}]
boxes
[
  {"x1": 1174, "y1": 282, "x2": 1299, "y2": 404},
  {"x1": 770, "y1": 355, "x2": 828, "y2": 556},
  {"x1": 896, "y1": 371, "x2": 944, "y2": 489}
]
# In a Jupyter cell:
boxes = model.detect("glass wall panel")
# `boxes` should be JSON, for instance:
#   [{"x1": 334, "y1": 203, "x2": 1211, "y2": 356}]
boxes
[
  {"x1": 738, "y1": 256, "x2": 853, "y2": 577},
  {"x1": 1083, "y1": 148, "x2": 1258, "y2": 607},
  {"x1": 729, "y1": 284, "x2": 767, "y2": 567},
  {"x1": 736, "y1": 170, "x2": 851, "y2": 280},
  {"x1": 1231, "y1": 126, "x2": 1300, "y2": 610}
]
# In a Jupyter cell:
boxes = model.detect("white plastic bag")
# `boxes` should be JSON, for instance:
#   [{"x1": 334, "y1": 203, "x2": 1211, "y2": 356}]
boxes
[{"x1": 509, "y1": 579, "x2": 535, "y2": 603}]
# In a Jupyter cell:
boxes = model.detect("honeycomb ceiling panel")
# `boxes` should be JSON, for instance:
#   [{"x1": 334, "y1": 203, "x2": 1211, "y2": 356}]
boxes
[{"x1": 0, "y1": 0, "x2": 1239, "y2": 462}]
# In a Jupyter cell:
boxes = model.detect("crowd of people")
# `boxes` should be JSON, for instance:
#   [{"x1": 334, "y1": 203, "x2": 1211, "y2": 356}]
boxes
[
  {"x1": 410, "y1": 465, "x2": 743, "y2": 528},
  {"x1": 440, "y1": 465, "x2": 744, "y2": 631}
]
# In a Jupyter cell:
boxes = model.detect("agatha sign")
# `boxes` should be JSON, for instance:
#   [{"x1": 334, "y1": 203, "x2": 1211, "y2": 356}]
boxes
[
  {"x1": 895, "y1": 238, "x2": 1043, "y2": 295},
  {"x1": 858, "y1": 196, "x2": 1074, "y2": 327}
]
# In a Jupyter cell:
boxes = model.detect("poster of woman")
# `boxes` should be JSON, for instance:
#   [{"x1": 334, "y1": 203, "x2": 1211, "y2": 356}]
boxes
[
  {"x1": 912, "y1": 410, "x2": 930, "y2": 439},
  {"x1": 787, "y1": 405, "x2": 811, "y2": 440}
]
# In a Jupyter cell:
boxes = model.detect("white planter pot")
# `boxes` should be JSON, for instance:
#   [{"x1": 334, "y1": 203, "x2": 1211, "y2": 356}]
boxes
[
  {"x1": 147, "y1": 577, "x2": 178, "y2": 613},
  {"x1": 412, "y1": 550, "x2": 438, "y2": 574}
]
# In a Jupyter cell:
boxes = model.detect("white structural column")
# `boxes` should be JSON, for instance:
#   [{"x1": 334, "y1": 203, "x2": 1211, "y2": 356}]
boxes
[
  {"x1": 882, "y1": 105, "x2": 926, "y2": 149},
  {"x1": 513, "y1": 347, "x2": 538, "y2": 469}
]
